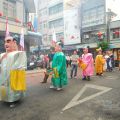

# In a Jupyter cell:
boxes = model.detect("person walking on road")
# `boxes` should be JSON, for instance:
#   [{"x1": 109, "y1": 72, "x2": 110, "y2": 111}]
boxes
[
  {"x1": 50, "y1": 42, "x2": 68, "y2": 91},
  {"x1": 70, "y1": 51, "x2": 79, "y2": 79},
  {"x1": 81, "y1": 47, "x2": 94, "y2": 80},
  {"x1": 41, "y1": 47, "x2": 55, "y2": 83},
  {"x1": 0, "y1": 36, "x2": 27, "y2": 107},
  {"x1": 95, "y1": 48, "x2": 105, "y2": 76}
]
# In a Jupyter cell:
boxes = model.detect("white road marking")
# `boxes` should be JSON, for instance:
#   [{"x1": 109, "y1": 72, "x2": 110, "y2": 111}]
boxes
[
  {"x1": 62, "y1": 84, "x2": 112, "y2": 111},
  {"x1": 106, "y1": 76, "x2": 116, "y2": 79}
]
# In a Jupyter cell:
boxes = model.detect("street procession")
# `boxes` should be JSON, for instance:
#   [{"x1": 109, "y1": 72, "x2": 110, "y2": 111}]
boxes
[{"x1": 0, "y1": 0, "x2": 120, "y2": 120}]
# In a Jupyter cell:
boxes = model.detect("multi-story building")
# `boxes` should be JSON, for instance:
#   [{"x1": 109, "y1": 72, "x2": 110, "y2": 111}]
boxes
[
  {"x1": 109, "y1": 20, "x2": 120, "y2": 66},
  {"x1": 81, "y1": 0, "x2": 106, "y2": 49},
  {"x1": 37, "y1": 0, "x2": 49, "y2": 47},
  {"x1": 38, "y1": 0, "x2": 81, "y2": 50},
  {"x1": 0, "y1": 0, "x2": 41, "y2": 55},
  {"x1": 81, "y1": 0, "x2": 120, "y2": 49},
  {"x1": 48, "y1": 0, "x2": 64, "y2": 45},
  {"x1": 0, "y1": 0, "x2": 25, "y2": 52}
]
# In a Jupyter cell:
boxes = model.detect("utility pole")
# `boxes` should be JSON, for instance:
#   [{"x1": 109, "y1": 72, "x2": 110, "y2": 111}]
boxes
[{"x1": 106, "y1": 9, "x2": 117, "y2": 43}]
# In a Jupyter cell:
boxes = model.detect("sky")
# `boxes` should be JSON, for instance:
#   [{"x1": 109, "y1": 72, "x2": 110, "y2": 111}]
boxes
[{"x1": 106, "y1": 0, "x2": 120, "y2": 21}]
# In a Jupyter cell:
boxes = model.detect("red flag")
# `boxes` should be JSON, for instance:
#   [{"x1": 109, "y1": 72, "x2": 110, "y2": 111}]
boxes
[
  {"x1": 0, "y1": 12, "x2": 3, "y2": 16},
  {"x1": 20, "y1": 28, "x2": 24, "y2": 51},
  {"x1": 5, "y1": 17, "x2": 10, "y2": 37}
]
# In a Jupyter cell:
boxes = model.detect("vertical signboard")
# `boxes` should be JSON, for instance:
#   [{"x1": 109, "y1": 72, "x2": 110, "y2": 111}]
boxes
[{"x1": 64, "y1": 8, "x2": 81, "y2": 45}]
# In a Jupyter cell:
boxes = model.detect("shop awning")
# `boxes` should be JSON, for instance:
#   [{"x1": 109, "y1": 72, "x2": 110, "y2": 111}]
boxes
[
  {"x1": 109, "y1": 43, "x2": 120, "y2": 49},
  {"x1": 76, "y1": 43, "x2": 97, "y2": 49}
]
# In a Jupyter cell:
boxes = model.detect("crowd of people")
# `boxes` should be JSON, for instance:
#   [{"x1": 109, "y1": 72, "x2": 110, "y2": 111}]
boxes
[
  {"x1": 0, "y1": 35, "x2": 119, "y2": 108},
  {"x1": 41, "y1": 46, "x2": 118, "y2": 88},
  {"x1": 27, "y1": 46, "x2": 118, "y2": 84},
  {"x1": 0, "y1": 37, "x2": 68, "y2": 107},
  {"x1": 65, "y1": 47, "x2": 116, "y2": 79}
]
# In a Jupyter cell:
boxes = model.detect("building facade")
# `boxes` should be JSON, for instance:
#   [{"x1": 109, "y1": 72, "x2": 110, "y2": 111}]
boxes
[
  {"x1": 0, "y1": 0, "x2": 26, "y2": 52},
  {"x1": 81, "y1": 0, "x2": 106, "y2": 48},
  {"x1": 37, "y1": 0, "x2": 49, "y2": 46},
  {"x1": 37, "y1": 0, "x2": 120, "y2": 52},
  {"x1": 109, "y1": 20, "x2": 120, "y2": 66},
  {"x1": 37, "y1": 0, "x2": 81, "y2": 48},
  {"x1": 81, "y1": 0, "x2": 120, "y2": 49},
  {"x1": 48, "y1": 0, "x2": 64, "y2": 45},
  {"x1": 0, "y1": 0, "x2": 42, "y2": 55}
]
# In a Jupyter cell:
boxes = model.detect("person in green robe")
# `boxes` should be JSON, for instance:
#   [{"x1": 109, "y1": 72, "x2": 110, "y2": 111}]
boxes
[
  {"x1": 50, "y1": 43, "x2": 68, "y2": 91},
  {"x1": 0, "y1": 35, "x2": 27, "y2": 107}
]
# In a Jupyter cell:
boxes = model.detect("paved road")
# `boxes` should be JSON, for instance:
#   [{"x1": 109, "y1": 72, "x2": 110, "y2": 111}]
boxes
[{"x1": 0, "y1": 68, "x2": 120, "y2": 120}]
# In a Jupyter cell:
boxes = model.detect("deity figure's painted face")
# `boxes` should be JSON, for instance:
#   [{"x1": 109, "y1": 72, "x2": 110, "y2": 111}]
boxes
[{"x1": 4, "y1": 36, "x2": 17, "y2": 52}]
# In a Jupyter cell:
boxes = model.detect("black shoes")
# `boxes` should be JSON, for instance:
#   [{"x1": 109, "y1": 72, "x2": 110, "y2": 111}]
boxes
[
  {"x1": 82, "y1": 76, "x2": 90, "y2": 81},
  {"x1": 41, "y1": 81, "x2": 47, "y2": 83},
  {"x1": 82, "y1": 77, "x2": 86, "y2": 80},
  {"x1": 87, "y1": 76, "x2": 90, "y2": 81},
  {"x1": 96, "y1": 73, "x2": 103, "y2": 76}
]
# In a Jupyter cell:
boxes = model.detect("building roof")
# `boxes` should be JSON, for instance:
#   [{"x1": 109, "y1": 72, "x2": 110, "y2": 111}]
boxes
[{"x1": 24, "y1": 0, "x2": 35, "y2": 13}]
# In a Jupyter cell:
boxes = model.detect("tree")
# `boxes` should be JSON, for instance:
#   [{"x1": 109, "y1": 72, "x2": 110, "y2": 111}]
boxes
[{"x1": 97, "y1": 41, "x2": 109, "y2": 51}]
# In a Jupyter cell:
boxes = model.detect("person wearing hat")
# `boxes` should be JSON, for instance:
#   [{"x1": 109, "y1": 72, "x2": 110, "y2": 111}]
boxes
[
  {"x1": 50, "y1": 42, "x2": 68, "y2": 90},
  {"x1": 0, "y1": 35, "x2": 27, "y2": 107},
  {"x1": 81, "y1": 47, "x2": 94, "y2": 80},
  {"x1": 95, "y1": 47, "x2": 105, "y2": 76}
]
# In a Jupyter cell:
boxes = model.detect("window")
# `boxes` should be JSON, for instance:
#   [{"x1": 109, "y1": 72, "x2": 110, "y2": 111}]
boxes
[
  {"x1": 49, "y1": 3, "x2": 63, "y2": 15},
  {"x1": 49, "y1": 35, "x2": 52, "y2": 41},
  {"x1": 97, "y1": 6, "x2": 104, "y2": 16},
  {"x1": 39, "y1": 8, "x2": 47, "y2": 17},
  {"x1": 112, "y1": 28, "x2": 120, "y2": 39},
  {"x1": 43, "y1": 21, "x2": 47, "y2": 29},
  {"x1": 39, "y1": 21, "x2": 47, "y2": 33},
  {"x1": 43, "y1": 34, "x2": 47, "y2": 41},
  {"x1": 82, "y1": 5, "x2": 105, "y2": 27},
  {"x1": 56, "y1": 32, "x2": 64, "y2": 41},
  {"x1": 49, "y1": 18, "x2": 63, "y2": 28},
  {"x1": 49, "y1": 32, "x2": 64, "y2": 42},
  {"x1": 3, "y1": 0, "x2": 16, "y2": 19}
]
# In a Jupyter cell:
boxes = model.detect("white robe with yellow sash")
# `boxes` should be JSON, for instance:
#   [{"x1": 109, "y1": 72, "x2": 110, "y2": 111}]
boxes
[{"x1": 0, "y1": 51, "x2": 27, "y2": 102}]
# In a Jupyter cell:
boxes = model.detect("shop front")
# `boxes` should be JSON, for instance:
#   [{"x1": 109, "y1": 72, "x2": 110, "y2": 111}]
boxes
[{"x1": 109, "y1": 42, "x2": 120, "y2": 67}]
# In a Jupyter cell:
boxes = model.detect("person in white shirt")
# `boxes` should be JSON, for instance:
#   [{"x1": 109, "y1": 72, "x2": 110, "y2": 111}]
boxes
[{"x1": 70, "y1": 51, "x2": 79, "y2": 79}]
